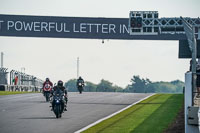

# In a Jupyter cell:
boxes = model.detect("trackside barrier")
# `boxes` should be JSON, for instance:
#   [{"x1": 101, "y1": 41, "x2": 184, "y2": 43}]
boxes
[
  {"x1": 0, "y1": 68, "x2": 8, "y2": 85},
  {"x1": 0, "y1": 84, "x2": 42, "y2": 92},
  {"x1": 185, "y1": 72, "x2": 200, "y2": 133}
]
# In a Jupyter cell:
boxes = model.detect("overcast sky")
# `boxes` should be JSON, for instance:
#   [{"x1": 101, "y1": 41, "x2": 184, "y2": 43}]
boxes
[{"x1": 0, "y1": 0, "x2": 199, "y2": 87}]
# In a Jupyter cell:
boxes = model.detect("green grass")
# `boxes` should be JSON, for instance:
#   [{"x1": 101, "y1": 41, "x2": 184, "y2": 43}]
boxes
[
  {"x1": 83, "y1": 94, "x2": 184, "y2": 133},
  {"x1": 0, "y1": 91, "x2": 40, "y2": 95}
]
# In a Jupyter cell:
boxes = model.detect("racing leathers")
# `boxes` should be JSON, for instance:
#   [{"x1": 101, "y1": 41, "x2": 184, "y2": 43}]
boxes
[{"x1": 51, "y1": 85, "x2": 68, "y2": 111}]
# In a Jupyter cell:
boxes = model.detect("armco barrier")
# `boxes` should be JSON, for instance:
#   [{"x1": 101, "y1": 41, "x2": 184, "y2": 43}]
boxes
[{"x1": 0, "y1": 84, "x2": 42, "y2": 92}]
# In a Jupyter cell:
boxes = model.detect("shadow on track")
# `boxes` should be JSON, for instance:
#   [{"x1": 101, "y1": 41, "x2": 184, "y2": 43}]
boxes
[
  {"x1": 20, "y1": 116, "x2": 70, "y2": 120},
  {"x1": 19, "y1": 117, "x2": 56, "y2": 119},
  {"x1": 20, "y1": 101, "x2": 49, "y2": 104},
  {"x1": 69, "y1": 102, "x2": 130, "y2": 106}
]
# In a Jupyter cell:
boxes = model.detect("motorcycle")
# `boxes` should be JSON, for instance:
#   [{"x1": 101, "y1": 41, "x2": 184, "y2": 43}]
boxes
[
  {"x1": 52, "y1": 90, "x2": 64, "y2": 118},
  {"x1": 43, "y1": 84, "x2": 52, "y2": 102},
  {"x1": 77, "y1": 82, "x2": 84, "y2": 94}
]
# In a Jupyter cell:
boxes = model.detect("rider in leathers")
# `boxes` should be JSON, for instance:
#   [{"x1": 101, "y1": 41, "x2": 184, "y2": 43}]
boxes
[
  {"x1": 51, "y1": 80, "x2": 68, "y2": 111},
  {"x1": 77, "y1": 76, "x2": 85, "y2": 87},
  {"x1": 42, "y1": 78, "x2": 53, "y2": 96}
]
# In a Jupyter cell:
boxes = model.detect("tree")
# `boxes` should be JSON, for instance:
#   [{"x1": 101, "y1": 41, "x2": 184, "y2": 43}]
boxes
[
  {"x1": 146, "y1": 81, "x2": 183, "y2": 93},
  {"x1": 129, "y1": 76, "x2": 149, "y2": 93},
  {"x1": 126, "y1": 75, "x2": 184, "y2": 93},
  {"x1": 96, "y1": 79, "x2": 114, "y2": 92},
  {"x1": 170, "y1": 80, "x2": 184, "y2": 93},
  {"x1": 64, "y1": 79, "x2": 77, "y2": 92},
  {"x1": 84, "y1": 81, "x2": 97, "y2": 92},
  {"x1": 113, "y1": 85, "x2": 124, "y2": 92},
  {"x1": 65, "y1": 78, "x2": 124, "y2": 92}
]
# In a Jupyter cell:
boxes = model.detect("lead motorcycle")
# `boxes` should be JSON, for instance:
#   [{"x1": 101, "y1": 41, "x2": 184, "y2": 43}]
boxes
[
  {"x1": 51, "y1": 90, "x2": 64, "y2": 118},
  {"x1": 77, "y1": 82, "x2": 84, "y2": 94}
]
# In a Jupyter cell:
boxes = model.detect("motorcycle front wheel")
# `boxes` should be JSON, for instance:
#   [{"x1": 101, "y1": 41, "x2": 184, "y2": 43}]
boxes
[
  {"x1": 55, "y1": 105, "x2": 60, "y2": 118},
  {"x1": 46, "y1": 93, "x2": 49, "y2": 102}
]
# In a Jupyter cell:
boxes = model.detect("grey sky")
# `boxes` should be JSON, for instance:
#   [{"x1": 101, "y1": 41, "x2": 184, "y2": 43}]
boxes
[{"x1": 0, "y1": 0, "x2": 199, "y2": 87}]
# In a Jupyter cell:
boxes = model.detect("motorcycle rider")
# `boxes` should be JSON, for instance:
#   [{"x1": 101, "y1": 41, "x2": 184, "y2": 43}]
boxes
[
  {"x1": 42, "y1": 78, "x2": 53, "y2": 96},
  {"x1": 77, "y1": 76, "x2": 85, "y2": 93},
  {"x1": 77, "y1": 76, "x2": 85, "y2": 87},
  {"x1": 51, "y1": 80, "x2": 68, "y2": 111}
]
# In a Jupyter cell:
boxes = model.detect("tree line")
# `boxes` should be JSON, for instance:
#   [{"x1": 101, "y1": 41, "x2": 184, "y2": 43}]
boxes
[
  {"x1": 64, "y1": 79, "x2": 123, "y2": 92},
  {"x1": 126, "y1": 76, "x2": 184, "y2": 93},
  {"x1": 64, "y1": 75, "x2": 184, "y2": 93}
]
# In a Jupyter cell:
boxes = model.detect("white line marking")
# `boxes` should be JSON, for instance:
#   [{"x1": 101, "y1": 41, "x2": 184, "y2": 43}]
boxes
[{"x1": 74, "y1": 93, "x2": 155, "y2": 133}]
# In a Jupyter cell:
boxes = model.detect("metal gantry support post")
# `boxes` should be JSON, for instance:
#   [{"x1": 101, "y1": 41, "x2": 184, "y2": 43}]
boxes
[
  {"x1": 181, "y1": 16, "x2": 197, "y2": 105},
  {"x1": 181, "y1": 17, "x2": 199, "y2": 133}
]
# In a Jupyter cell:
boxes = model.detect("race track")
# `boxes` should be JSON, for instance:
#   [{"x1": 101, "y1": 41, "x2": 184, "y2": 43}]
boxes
[{"x1": 0, "y1": 92, "x2": 152, "y2": 133}]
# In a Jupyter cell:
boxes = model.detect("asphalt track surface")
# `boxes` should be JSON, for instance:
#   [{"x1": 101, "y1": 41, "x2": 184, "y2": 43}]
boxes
[{"x1": 0, "y1": 92, "x2": 152, "y2": 133}]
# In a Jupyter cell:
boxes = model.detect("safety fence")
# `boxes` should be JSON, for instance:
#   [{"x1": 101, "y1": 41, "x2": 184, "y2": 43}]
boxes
[
  {"x1": 0, "y1": 68, "x2": 43, "y2": 86},
  {"x1": 0, "y1": 84, "x2": 42, "y2": 92},
  {"x1": 9, "y1": 69, "x2": 43, "y2": 86},
  {"x1": 0, "y1": 67, "x2": 44, "y2": 92}
]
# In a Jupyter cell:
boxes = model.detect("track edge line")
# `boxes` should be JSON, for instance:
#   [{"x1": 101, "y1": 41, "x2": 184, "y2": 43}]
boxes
[{"x1": 74, "y1": 93, "x2": 156, "y2": 133}]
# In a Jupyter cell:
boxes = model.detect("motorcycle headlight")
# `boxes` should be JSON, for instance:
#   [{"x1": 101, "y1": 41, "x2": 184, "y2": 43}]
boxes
[{"x1": 56, "y1": 100, "x2": 59, "y2": 103}]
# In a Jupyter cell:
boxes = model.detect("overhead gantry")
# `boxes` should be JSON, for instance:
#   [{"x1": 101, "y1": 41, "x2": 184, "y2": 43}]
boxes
[{"x1": 129, "y1": 11, "x2": 200, "y2": 133}]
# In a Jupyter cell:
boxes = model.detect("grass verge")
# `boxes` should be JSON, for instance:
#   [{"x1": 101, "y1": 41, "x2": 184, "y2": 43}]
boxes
[
  {"x1": 0, "y1": 91, "x2": 40, "y2": 95},
  {"x1": 82, "y1": 94, "x2": 184, "y2": 133}
]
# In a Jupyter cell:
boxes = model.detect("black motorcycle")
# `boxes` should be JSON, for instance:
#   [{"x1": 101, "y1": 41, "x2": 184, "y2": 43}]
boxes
[
  {"x1": 52, "y1": 90, "x2": 64, "y2": 118},
  {"x1": 77, "y1": 82, "x2": 84, "y2": 94}
]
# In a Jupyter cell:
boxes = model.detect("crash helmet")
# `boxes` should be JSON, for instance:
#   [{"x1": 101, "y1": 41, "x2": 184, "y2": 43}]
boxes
[
  {"x1": 57, "y1": 80, "x2": 63, "y2": 87},
  {"x1": 46, "y1": 78, "x2": 49, "y2": 82}
]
